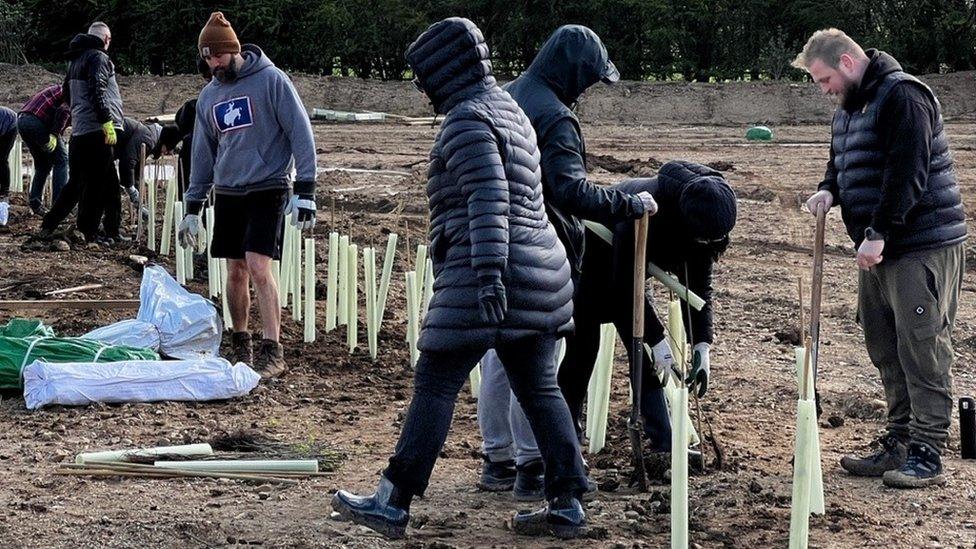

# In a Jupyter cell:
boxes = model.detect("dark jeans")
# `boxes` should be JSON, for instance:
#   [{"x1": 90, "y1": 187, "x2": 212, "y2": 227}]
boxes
[
  {"x1": 17, "y1": 113, "x2": 67, "y2": 207},
  {"x1": 71, "y1": 131, "x2": 122, "y2": 239},
  {"x1": 0, "y1": 128, "x2": 15, "y2": 197},
  {"x1": 558, "y1": 229, "x2": 672, "y2": 451},
  {"x1": 384, "y1": 334, "x2": 588, "y2": 500}
]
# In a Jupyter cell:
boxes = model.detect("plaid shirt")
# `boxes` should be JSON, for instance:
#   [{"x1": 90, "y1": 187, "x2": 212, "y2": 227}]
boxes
[{"x1": 20, "y1": 85, "x2": 71, "y2": 135}]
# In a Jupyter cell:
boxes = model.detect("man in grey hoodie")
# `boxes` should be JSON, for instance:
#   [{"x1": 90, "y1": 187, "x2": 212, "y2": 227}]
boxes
[{"x1": 178, "y1": 12, "x2": 317, "y2": 378}]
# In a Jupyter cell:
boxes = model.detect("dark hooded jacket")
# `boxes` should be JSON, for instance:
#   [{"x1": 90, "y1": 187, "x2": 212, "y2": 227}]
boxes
[
  {"x1": 406, "y1": 17, "x2": 574, "y2": 352},
  {"x1": 117, "y1": 117, "x2": 161, "y2": 191},
  {"x1": 818, "y1": 50, "x2": 965, "y2": 255},
  {"x1": 63, "y1": 33, "x2": 124, "y2": 136},
  {"x1": 582, "y1": 161, "x2": 736, "y2": 345},
  {"x1": 504, "y1": 25, "x2": 646, "y2": 281}
]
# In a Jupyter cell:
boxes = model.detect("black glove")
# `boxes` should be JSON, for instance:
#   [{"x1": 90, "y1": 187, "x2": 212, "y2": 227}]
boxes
[{"x1": 477, "y1": 275, "x2": 507, "y2": 324}]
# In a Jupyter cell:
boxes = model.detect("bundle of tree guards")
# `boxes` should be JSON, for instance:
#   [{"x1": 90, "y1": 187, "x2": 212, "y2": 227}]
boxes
[
  {"x1": 0, "y1": 319, "x2": 158, "y2": 390},
  {"x1": 60, "y1": 434, "x2": 345, "y2": 485}
]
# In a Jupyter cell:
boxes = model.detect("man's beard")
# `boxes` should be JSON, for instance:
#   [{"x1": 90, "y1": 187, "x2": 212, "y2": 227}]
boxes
[
  {"x1": 214, "y1": 58, "x2": 239, "y2": 83},
  {"x1": 831, "y1": 75, "x2": 858, "y2": 106}
]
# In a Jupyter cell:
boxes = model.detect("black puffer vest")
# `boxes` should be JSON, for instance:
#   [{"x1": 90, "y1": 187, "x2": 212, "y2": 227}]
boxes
[
  {"x1": 406, "y1": 18, "x2": 574, "y2": 353},
  {"x1": 832, "y1": 55, "x2": 965, "y2": 254}
]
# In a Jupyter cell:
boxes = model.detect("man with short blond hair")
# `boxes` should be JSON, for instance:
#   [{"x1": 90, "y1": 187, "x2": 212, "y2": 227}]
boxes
[
  {"x1": 792, "y1": 28, "x2": 864, "y2": 70},
  {"x1": 797, "y1": 29, "x2": 966, "y2": 489}
]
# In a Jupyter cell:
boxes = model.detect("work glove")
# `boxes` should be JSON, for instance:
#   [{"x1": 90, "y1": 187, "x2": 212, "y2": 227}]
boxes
[
  {"x1": 102, "y1": 121, "x2": 117, "y2": 145},
  {"x1": 636, "y1": 191, "x2": 658, "y2": 216},
  {"x1": 178, "y1": 214, "x2": 201, "y2": 249},
  {"x1": 45, "y1": 134, "x2": 57, "y2": 153},
  {"x1": 686, "y1": 342, "x2": 710, "y2": 397},
  {"x1": 125, "y1": 185, "x2": 140, "y2": 205},
  {"x1": 284, "y1": 180, "x2": 316, "y2": 231},
  {"x1": 477, "y1": 274, "x2": 507, "y2": 325},
  {"x1": 856, "y1": 237, "x2": 884, "y2": 270},
  {"x1": 650, "y1": 338, "x2": 674, "y2": 381},
  {"x1": 805, "y1": 190, "x2": 833, "y2": 216}
]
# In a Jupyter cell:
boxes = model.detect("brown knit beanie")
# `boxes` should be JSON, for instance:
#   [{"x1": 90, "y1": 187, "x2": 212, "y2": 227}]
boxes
[{"x1": 198, "y1": 12, "x2": 240, "y2": 57}]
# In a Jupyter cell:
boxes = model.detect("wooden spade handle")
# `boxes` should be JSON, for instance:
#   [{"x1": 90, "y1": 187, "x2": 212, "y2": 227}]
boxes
[
  {"x1": 810, "y1": 204, "x2": 826, "y2": 350},
  {"x1": 633, "y1": 212, "x2": 649, "y2": 338}
]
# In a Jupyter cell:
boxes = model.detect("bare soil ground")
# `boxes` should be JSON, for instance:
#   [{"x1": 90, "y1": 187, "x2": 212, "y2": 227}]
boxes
[{"x1": 1, "y1": 71, "x2": 975, "y2": 549}]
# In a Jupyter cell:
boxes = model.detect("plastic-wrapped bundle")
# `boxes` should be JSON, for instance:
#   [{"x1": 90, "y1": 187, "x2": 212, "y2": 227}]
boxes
[
  {"x1": 0, "y1": 335, "x2": 158, "y2": 390},
  {"x1": 23, "y1": 357, "x2": 260, "y2": 409},
  {"x1": 84, "y1": 266, "x2": 223, "y2": 359}
]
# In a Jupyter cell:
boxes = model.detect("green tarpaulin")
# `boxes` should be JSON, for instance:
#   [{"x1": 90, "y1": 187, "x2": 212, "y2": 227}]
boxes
[{"x1": 0, "y1": 319, "x2": 158, "y2": 390}]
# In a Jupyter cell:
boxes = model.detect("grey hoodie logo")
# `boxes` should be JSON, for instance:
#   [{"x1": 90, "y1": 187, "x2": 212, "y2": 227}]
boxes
[{"x1": 213, "y1": 96, "x2": 253, "y2": 133}]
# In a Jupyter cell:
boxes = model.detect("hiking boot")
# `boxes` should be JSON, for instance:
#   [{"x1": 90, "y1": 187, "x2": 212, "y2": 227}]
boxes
[
  {"x1": 883, "y1": 441, "x2": 946, "y2": 489},
  {"x1": 514, "y1": 458, "x2": 545, "y2": 501},
  {"x1": 254, "y1": 338, "x2": 286, "y2": 379},
  {"x1": 36, "y1": 227, "x2": 56, "y2": 241},
  {"x1": 230, "y1": 332, "x2": 253, "y2": 365},
  {"x1": 30, "y1": 202, "x2": 47, "y2": 216},
  {"x1": 478, "y1": 457, "x2": 516, "y2": 492},
  {"x1": 840, "y1": 434, "x2": 907, "y2": 477},
  {"x1": 332, "y1": 475, "x2": 411, "y2": 539},
  {"x1": 512, "y1": 494, "x2": 587, "y2": 539}
]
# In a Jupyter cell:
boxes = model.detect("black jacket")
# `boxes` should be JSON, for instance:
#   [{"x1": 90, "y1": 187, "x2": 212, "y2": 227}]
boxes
[
  {"x1": 63, "y1": 33, "x2": 123, "y2": 136},
  {"x1": 819, "y1": 50, "x2": 965, "y2": 254},
  {"x1": 577, "y1": 161, "x2": 735, "y2": 345},
  {"x1": 117, "y1": 118, "x2": 160, "y2": 190},
  {"x1": 504, "y1": 26, "x2": 646, "y2": 280},
  {"x1": 406, "y1": 18, "x2": 574, "y2": 352}
]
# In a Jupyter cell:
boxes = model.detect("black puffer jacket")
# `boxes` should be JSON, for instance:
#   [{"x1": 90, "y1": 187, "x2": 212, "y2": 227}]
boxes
[
  {"x1": 504, "y1": 26, "x2": 646, "y2": 280},
  {"x1": 62, "y1": 33, "x2": 123, "y2": 136},
  {"x1": 822, "y1": 51, "x2": 965, "y2": 254},
  {"x1": 406, "y1": 17, "x2": 574, "y2": 352}
]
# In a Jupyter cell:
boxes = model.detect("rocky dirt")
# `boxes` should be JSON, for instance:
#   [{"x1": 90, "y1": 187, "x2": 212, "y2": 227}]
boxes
[{"x1": 0, "y1": 69, "x2": 975, "y2": 548}]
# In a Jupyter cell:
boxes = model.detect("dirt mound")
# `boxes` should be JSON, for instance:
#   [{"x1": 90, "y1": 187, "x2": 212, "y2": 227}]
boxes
[
  {"x1": 587, "y1": 153, "x2": 662, "y2": 176},
  {"x1": 0, "y1": 63, "x2": 63, "y2": 106},
  {"x1": 4, "y1": 62, "x2": 972, "y2": 125}
]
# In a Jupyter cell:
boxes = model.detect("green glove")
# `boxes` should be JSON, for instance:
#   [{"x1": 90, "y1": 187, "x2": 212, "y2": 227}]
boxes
[
  {"x1": 45, "y1": 134, "x2": 57, "y2": 153},
  {"x1": 101, "y1": 121, "x2": 117, "y2": 145}
]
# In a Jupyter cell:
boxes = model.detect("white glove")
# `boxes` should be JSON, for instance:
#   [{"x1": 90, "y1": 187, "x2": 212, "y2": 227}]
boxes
[
  {"x1": 805, "y1": 190, "x2": 833, "y2": 216},
  {"x1": 636, "y1": 191, "x2": 658, "y2": 216},
  {"x1": 650, "y1": 338, "x2": 674, "y2": 381},
  {"x1": 284, "y1": 195, "x2": 316, "y2": 231},
  {"x1": 178, "y1": 214, "x2": 201, "y2": 249}
]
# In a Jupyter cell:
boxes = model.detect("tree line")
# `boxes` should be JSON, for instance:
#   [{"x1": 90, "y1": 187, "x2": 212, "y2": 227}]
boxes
[{"x1": 2, "y1": 0, "x2": 974, "y2": 80}]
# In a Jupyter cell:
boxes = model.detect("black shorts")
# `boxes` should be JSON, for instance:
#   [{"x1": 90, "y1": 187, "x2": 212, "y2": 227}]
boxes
[{"x1": 211, "y1": 189, "x2": 288, "y2": 260}]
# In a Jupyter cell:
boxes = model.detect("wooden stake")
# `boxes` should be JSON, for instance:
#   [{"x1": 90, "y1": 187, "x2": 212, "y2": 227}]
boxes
[
  {"x1": 44, "y1": 284, "x2": 103, "y2": 296},
  {"x1": 0, "y1": 299, "x2": 139, "y2": 311}
]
